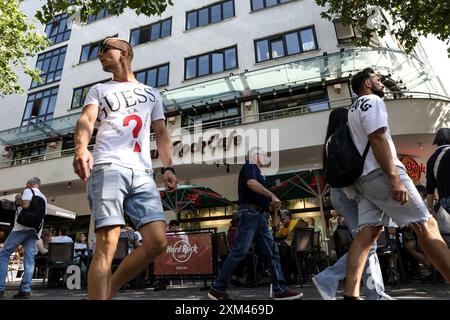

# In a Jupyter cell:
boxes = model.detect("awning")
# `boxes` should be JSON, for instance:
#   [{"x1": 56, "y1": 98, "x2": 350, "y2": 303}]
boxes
[
  {"x1": 159, "y1": 185, "x2": 233, "y2": 214},
  {"x1": 0, "y1": 48, "x2": 441, "y2": 146},
  {"x1": 0, "y1": 194, "x2": 77, "y2": 222}
]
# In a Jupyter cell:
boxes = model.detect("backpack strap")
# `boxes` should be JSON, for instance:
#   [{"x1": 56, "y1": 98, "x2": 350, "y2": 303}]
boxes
[
  {"x1": 346, "y1": 121, "x2": 371, "y2": 161},
  {"x1": 28, "y1": 188, "x2": 35, "y2": 197},
  {"x1": 434, "y1": 145, "x2": 450, "y2": 179},
  {"x1": 362, "y1": 141, "x2": 371, "y2": 160}
]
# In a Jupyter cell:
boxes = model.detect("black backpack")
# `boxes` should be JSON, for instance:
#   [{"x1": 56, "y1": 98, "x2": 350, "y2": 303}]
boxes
[
  {"x1": 17, "y1": 188, "x2": 46, "y2": 230},
  {"x1": 325, "y1": 122, "x2": 370, "y2": 188}
]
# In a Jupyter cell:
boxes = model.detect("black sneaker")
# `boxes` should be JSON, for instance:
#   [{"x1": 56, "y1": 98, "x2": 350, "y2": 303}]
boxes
[
  {"x1": 13, "y1": 291, "x2": 31, "y2": 299},
  {"x1": 208, "y1": 287, "x2": 231, "y2": 300},
  {"x1": 274, "y1": 289, "x2": 303, "y2": 300}
]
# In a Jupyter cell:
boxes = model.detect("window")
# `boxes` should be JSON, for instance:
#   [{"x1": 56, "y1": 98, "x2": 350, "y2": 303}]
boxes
[
  {"x1": 135, "y1": 63, "x2": 169, "y2": 87},
  {"x1": 254, "y1": 26, "x2": 317, "y2": 62},
  {"x1": 44, "y1": 14, "x2": 71, "y2": 45},
  {"x1": 333, "y1": 21, "x2": 359, "y2": 44},
  {"x1": 71, "y1": 79, "x2": 109, "y2": 110},
  {"x1": 13, "y1": 145, "x2": 47, "y2": 165},
  {"x1": 31, "y1": 46, "x2": 67, "y2": 88},
  {"x1": 250, "y1": 0, "x2": 293, "y2": 11},
  {"x1": 182, "y1": 106, "x2": 241, "y2": 129},
  {"x1": 79, "y1": 35, "x2": 117, "y2": 63},
  {"x1": 87, "y1": 8, "x2": 110, "y2": 23},
  {"x1": 22, "y1": 87, "x2": 58, "y2": 126},
  {"x1": 130, "y1": 18, "x2": 172, "y2": 46},
  {"x1": 186, "y1": 0, "x2": 235, "y2": 30},
  {"x1": 185, "y1": 46, "x2": 237, "y2": 80}
]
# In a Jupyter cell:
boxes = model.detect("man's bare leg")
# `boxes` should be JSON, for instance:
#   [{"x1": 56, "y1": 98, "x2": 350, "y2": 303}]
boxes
[
  {"x1": 344, "y1": 225, "x2": 382, "y2": 298},
  {"x1": 109, "y1": 221, "x2": 167, "y2": 299},
  {"x1": 412, "y1": 217, "x2": 450, "y2": 282},
  {"x1": 88, "y1": 226, "x2": 121, "y2": 300}
]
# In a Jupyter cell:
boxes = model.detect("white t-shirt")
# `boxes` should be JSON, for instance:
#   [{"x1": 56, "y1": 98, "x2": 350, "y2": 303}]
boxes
[
  {"x1": 13, "y1": 188, "x2": 48, "y2": 237},
  {"x1": 51, "y1": 235, "x2": 73, "y2": 243},
  {"x1": 348, "y1": 94, "x2": 404, "y2": 177},
  {"x1": 83, "y1": 80, "x2": 165, "y2": 171}
]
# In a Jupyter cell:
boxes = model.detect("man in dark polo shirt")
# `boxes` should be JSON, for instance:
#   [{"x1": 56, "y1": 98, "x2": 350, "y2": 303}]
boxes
[
  {"x1": 427, "y1": 128, "x2": 450, "y2": 234},
  {"x1": 208, "y1": 147, "x2": 303, "y2": 300}
]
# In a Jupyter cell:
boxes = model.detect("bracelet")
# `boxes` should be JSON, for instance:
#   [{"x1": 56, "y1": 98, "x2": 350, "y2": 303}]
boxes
[{"x1": 161, "y1": 166, "x2": 175, "y2": 175}]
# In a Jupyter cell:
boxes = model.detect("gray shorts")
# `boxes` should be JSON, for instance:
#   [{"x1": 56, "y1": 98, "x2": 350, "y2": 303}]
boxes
[
  {"x1": 87, "y1": 163, "x2": 165, "y2": 231},
  {"x1": 354, "y1": 167, "x2": 432, "y2": 228}
]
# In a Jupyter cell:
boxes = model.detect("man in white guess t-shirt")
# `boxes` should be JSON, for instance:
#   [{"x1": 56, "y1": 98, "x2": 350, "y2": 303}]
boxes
[
  {"x1": 73, "y1": 37, "x2": 177, "y2": 300},
  {"x1": 343, "y1": 68, "x2": 450, "y2": 299}
]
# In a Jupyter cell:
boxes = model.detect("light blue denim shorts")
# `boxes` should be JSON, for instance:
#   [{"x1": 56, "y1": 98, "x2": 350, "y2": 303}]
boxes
[
  {"x1": 87, "y1": 163, "x2": 165, "y2": 231},
  {"x1": 353, "y1": 167, "x2": 432, "y2": 228}
]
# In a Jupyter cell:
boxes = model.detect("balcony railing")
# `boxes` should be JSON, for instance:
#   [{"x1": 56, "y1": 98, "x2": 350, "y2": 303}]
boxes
[{"x1": 1, "y1": 91, "x2": 448, "y2": 168}]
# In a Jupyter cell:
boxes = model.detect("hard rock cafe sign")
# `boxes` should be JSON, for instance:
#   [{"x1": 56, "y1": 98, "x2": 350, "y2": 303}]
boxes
[
  {"x1": 401, "y1": 157, "x2": 426, "y2": 183},
  {"x1": 151, "y1": 130, "x2": 242, "y2": 159}
]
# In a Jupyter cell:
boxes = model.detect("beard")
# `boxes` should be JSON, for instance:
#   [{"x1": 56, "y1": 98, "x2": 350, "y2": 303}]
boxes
[{"x1": 372, "y1": 87, "x2": 385, "y2": 98}]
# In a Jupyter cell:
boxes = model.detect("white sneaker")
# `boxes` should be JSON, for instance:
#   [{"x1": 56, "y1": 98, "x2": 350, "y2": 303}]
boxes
[{"x1": 378, "y1": 293, "x2": 396, "y2": 300}]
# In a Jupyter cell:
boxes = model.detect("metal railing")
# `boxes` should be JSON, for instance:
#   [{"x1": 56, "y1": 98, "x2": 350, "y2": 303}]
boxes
[{"x1": 1, "y1": 91, "x2": 448, "y2": 168}]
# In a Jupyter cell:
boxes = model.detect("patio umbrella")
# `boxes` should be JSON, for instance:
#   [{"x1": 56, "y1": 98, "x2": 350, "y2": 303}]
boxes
[
  {"x1": 265, "y1": 169, "x2": 331, "y2": 255},
  {"x1": 159, "y1": 185, "x2": 233, "y2": 214}
]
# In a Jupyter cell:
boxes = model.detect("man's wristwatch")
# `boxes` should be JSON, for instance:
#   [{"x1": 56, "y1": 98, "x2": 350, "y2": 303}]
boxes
[{"x1": 161, "y1": 166, "x2": 175, "y2": 175}]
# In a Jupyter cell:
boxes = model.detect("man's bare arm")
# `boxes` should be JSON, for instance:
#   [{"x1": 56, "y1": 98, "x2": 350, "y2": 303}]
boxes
[
  {"x1": 152, "y1": 119, "x2": 177, "y2": 190},
  {"x1": 73, "y1": 104, "x2": 98, "y2": 181},
  {"x1": 368, "y1": 127, "x2": 408, "y2": 204},
  {"x1": 247, "y1": 179, "x2": 281, "y2": 209}
]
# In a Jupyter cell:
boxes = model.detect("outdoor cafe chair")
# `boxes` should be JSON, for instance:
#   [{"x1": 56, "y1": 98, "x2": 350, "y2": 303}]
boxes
[
  {"x1": 43, "y1": 242, "x2": 74, "y2": 288},
  {"x1": 291, "y1": 227, "x2": 318, "y2": 286}
]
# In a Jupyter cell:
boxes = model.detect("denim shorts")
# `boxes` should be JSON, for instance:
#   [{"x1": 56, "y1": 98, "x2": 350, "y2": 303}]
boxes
[
  {"x1": 87, "y1": 163, "x2": 165, "y2": 231},
  {"x1": 353, "y1": 167, "x2": 431, "y2": 228}
]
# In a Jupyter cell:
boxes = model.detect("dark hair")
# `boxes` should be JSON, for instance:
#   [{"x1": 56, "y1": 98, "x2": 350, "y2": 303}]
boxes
[
  {"x1": 322, "y1": 107, "x2": 349, "y2": 169},
  {"x1": 351, "y1": 68, "x2": 375, "y2": 95},
  {"x1": 59, "y1": 225, "x2": 70, "y2": 236},
  {"x1": 169, "y1": 219, "x2": 180, "y2": 227},
  {"x1": 433, "y1": 128, "x2": 450, "y2": 146}
]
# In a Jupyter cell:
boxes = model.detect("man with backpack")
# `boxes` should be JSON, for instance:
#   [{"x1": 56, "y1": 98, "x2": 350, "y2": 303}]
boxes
[
  {"x1": 341, "y1": 68, "x2": 450, "y2": 299},
  {"x1": 427, "y1": 128, "x2": 450, "y2": 235},
  {"x1": 0, "y1": 177, "x2": 47, "y2": 299}
]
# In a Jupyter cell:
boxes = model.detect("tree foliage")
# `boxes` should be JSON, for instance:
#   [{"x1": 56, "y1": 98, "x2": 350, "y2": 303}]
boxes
[
  {"x1": 315, "y1": 0, "x2": 450, "y2": 54},
  {"x1": 36, "y1": 0, "x2": 173, "y2": 24},
  {"x1": 0, "y1": 0, "x2": 49, "y2": 95}
]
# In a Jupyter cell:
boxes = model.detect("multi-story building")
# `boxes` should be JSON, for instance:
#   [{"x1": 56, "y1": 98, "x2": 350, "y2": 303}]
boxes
[{"x1": 0, "y1": 0, "x2": 448, "y2": 243}]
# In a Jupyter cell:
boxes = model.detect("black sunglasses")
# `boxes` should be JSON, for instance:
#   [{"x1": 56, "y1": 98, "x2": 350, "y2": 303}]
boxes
[{"x1": 98, "y1": 43, "x2": 126, "y2": 54}]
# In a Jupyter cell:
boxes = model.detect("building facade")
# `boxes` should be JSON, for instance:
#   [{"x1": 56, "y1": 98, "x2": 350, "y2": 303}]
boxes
[{"x1": 0, "y1": 0, "x2": 449, "y2": 242}]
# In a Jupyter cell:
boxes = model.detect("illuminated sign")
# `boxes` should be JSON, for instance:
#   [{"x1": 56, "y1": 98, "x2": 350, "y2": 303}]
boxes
[{"x1": 401, "y1": 157, "x2": 426, "y2": 182}]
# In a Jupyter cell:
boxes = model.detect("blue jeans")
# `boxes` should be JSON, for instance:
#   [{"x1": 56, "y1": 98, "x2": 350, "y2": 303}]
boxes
[
  {"x1": 321, "y1": 188, "x2": 386, "y2": 300},
  {"x1": 0, "y1": 230, "x2": 38, "y2": 292},
  {"x1": 212, "y1": 205, "x2": 288, "y2": 293}
]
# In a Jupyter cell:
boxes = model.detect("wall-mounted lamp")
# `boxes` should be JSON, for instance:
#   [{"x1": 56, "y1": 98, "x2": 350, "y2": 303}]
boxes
[
  {"x1": 48, "y1": 142, "x2": 58, "y2": 149},
  {"x1": 288, "y1": 86, "x2": 292, "y2": 94},
  {"x1": 234, "y1": 97, "x2": 239, "y2": 104},
  {"x1": 167, "y1": 116, "x2": 177, "y2": 125},
  {"x1": 219, "y1": 100, "x2": 224, "y2": 108},
  {"x1": 272, "y1": 89, "x2": 277, "y2": 97},
  {"x1": 67, "y1": 182, "x2": 72, "y2": 189},
  {"x1": 418, "y1": 142, "x2": 423, "y2": 150}
]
